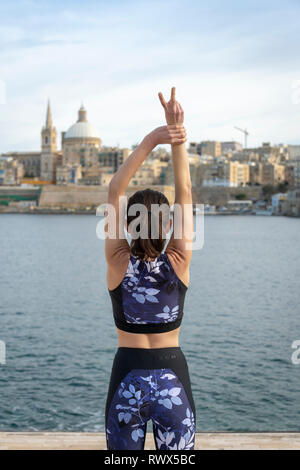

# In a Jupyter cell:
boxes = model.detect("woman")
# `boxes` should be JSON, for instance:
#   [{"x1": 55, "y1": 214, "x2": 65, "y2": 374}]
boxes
[{"x1": 104, "y1": 87, "x2": 195, "y2": 450}]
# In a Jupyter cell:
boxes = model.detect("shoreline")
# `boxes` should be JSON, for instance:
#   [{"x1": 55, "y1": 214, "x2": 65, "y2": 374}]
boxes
[{"x1": 0, "y1": 208, "x2": 288, "y2": 216}]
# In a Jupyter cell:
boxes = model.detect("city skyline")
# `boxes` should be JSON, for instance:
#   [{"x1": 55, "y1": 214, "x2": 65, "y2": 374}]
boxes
[{"x1": 1, "y1": 0, "x2": 300, "y2": 152}]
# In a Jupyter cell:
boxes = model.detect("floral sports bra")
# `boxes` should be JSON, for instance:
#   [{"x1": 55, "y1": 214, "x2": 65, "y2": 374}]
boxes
[{"x1": 108, "y1": 252, "x2": 188, "y2": 334}]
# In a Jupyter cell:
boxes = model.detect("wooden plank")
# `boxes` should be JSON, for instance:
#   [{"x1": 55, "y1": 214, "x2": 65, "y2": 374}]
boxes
[{"x1": 0, "y1": 433, "x2": 299, "y2": 450}]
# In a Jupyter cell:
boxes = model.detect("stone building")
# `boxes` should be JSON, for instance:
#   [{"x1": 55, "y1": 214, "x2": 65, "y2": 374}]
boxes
[
  {"x1": 258, "y1": 162, "x2": 285, "y2": 185},
  {"x1": 3, "y1": 101, "x2": 130, "y2": 185},
  {"x1": 249, "y1": 162, "x2": 260, "y2": 185},
  {"x1": 56, "y1": 164, "x2": 82, "y2": 185},
  {"x1": 288, "y1": 145, "x2": 300, "y2": 161},
  {"x1": 0, "y1": 157, "x2": 24, "y2": 185},
  {"x1": 41, "y1": 101, "x2": 59, "y2": 182},
  {"x1": 99, "y1": 172, "x2": 114, "y2": 186},
  {"x1": 188, "y1": 142, "x2": 201, "y2": 155},
  {"x1": 1, "y1": 152, "x2": 41, "y2": 178},
  {"x1": 98, "y1": 147, "x2": 130, "y2": 174},
  {"x1": 284, "y1": 164, "x2": 295, "y2": 186},
  {"x1": 230, "y1": 150, "x2": 259, "y2": 163},
  {"x1": 195, "y1": 159, "x2": 250, "y2": 187},
  {"x1": 61, "y1": 105, "x2": 101, "y2": 168},
  {"x1": 3, "y1": 102, "x2": 59, "y2": 181},
  {"x1": 272, "y1": 193, "x2": 288, "y2": 215},
  {"x1": 294, "y1": 157, "x2": 300, "y2": 187},
  {"x1": 221, "y1": 141, "x2": 243, "y2": 154},
  {"x1": 56, "y1": 106, "x2": 132, "y2": 185},
  {"x1": 281, "y1": 189, "x2": 300, "y2": 216},
  {"x1": 199, "y1": 141, "x2": 222, "y2": 158},
  {"x1": 188, "y1": 141, "x2": 221, "y2": 158},
  {"x1": 227, "y1": 161, "x2": 250, "y2": 187},
  {"x1": 129, "y1": 162, "x2": 156, "y2": 186}
]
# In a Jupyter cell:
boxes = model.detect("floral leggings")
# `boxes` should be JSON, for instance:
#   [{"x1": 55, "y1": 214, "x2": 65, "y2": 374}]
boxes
[{"x1": 105, "y1": 347, "x2": 196, "y2": 450}]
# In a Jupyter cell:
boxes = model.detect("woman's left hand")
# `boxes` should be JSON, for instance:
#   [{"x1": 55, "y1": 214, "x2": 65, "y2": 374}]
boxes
[{"x1": 148, "y1": 125, "x2": 187, "y2": 147}]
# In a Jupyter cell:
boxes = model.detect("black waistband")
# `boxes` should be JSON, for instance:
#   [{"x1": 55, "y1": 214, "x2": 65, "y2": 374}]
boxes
[
  {"x1": 113, "y1": 346, "x2": 187, "y2": 371},
  {"x1": 106, "y1": 346, "x2": 195, "y2": 422}
]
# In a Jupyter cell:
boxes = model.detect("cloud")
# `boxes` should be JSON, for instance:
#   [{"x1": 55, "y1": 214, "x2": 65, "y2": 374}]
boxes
[{"x1": 0, "y1": 0, "x2": 300, "y2": 152}]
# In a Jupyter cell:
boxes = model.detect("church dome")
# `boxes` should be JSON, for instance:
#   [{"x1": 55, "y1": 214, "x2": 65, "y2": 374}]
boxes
[
  {"x1": 64, "y1": 105, "x2": 100, "y2": 140},
  {"x1": 65, "y1": 122, "x2": 100, "y2": 139}
]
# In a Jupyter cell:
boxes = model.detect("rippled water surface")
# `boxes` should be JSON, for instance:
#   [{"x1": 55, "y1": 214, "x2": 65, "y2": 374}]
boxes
[{"x1": 0, "y1": 214, "x2": 299, "y2": 431}]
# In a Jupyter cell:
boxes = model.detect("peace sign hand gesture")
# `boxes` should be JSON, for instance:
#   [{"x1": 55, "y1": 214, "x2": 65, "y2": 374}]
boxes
[{"x1": 158, "y1": 87, "x2": 184, "y2": 126}]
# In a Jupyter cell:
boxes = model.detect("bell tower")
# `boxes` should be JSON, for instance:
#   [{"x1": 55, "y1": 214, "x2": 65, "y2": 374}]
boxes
[{"x1": 41, "y1": 100, "x2": 57, "y2": 181}]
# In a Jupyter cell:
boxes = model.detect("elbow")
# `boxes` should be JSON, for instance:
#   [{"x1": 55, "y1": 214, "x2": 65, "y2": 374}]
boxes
[
  {"x1": 184, "y1": 181, "x2": 192, "y2": 194},
  {"x1": 108, "y1": 180, "x2": 119, "y2": 200},
  {"x1": 176, "y1": 181, "x2": 192, "y2": 201},
  {"x1": 181, "y1": 181, "x2": 193, "y2": 200}
]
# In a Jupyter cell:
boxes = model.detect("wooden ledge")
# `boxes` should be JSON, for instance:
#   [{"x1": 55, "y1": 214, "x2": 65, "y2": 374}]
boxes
[{"x1": 0, "y1": 432, "x2": 299, "y2": 450}]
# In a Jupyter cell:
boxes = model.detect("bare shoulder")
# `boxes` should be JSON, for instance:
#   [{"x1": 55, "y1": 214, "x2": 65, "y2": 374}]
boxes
[
  {"x1": 165, "y1": 246, "x2": 191, "y2": 289},
  {"x1": 106, "y1": 249, "x2": 130, "y2": 291}
]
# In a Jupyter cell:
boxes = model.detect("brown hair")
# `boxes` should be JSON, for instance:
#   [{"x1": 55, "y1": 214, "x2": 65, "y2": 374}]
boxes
[{"x1": 126, "y1": 188, "x2": 170, "y2": 260}]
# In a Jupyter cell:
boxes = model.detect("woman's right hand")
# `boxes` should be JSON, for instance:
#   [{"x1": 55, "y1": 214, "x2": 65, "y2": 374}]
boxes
[
  {"x1": 158, "y1": 87, "x2": 184, "y2": 125},
  {"x1": 148, "y1": 125, "x2": 187, "y2": 147}
]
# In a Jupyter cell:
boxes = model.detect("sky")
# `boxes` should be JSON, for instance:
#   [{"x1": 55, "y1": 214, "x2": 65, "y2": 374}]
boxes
[{"x1": 0, "y1": 0, "x2": 300, "y2": 152}]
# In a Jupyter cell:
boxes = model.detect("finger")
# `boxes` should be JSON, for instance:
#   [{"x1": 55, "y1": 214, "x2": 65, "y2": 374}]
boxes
[
  {"x1": 158, "y1": 92, "x2": 167, "y2": 108},
  {"x1": 169, "y1": 127, "x2": 186, "y2": 135},
  {"x1": 176, "y1": 101, "x2": 183, "y2": 115},
  {"x1": 169, "y1": 133, "x2": 186, "y2": 140},
  {"x1": 170, "y1": 140, "x2": 186, "y2": 145},
  {"x1": 166, "y1": 128, "x2": 184, "y2": 137},
  {"x1": 170, "y1": 87, "x2": 176, "y2": 101},
  {"x1": 175, "y1": 102, "x2": 183, "y2": 115},
  {"x1": 170, "y1": 133, "x2": 186, "y2": 140},
  {"x1": 171, "y1": 137, "x2": 187, "y2": 144},
  {"x1": 168, "y1": 131, "x2": 186, "y2": 138},
  {"x1": 169, "y1": 131, "x2": 185, "y2": 138},
  {"x1": 167, "y1": 124, "x2": 184, "y2": 130}
]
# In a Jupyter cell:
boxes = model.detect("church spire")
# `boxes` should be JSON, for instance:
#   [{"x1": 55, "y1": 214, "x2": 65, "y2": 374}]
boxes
[{"x1": 46, "y1": 99, "x2": 53, "y2": 128}]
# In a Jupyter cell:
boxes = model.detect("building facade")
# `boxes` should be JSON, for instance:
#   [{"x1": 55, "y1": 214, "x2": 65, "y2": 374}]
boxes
[
  {"x1": 258, "y1": 162, "x2": 285, "y2": 185},
  {"x1": 2, "y1": 101, "x2": 131, "y2": 186},
  {"x1": 61, "y1": 105, "x2": 102, "y2": 168},
  {"x1": 41, "y1": 101, "x2": 59, "y2": 182},
  {"x1": 0, "y1": 157, "x2": 24, "y2": 185},
  {"x1": 271, "y1": 193, "x2": 288, "y2": 215},
  {"x1": 294, "y1": 157, "x2": 300, "y2": 187},
  {"x1": 199, "y1": 141, "x2": 222, "y2": 158},
  {"x1": 288, "y1": 145, "x2": 300, "y2": 161},
  {"x1": 1, "y1": 152, "x2": 41, "y2": 178},
  {"x1": 281, "y1": 189, "x2": 300, "y2": 216},
  {"x1": 56, "y1": 164, "x2": 82, "y2": 185},
  {"x1": 227, "y1": 161, "x2": 250, "y2": 187},
  {"x1": 198, "y1": 160, "x2": 250, "y2": 187},
  {"x1": 221, "y1": 141, "x2": 243, "y2": 154},
  {"x1": 188, "y1": 141, "x2": 222, "y2": 157}
]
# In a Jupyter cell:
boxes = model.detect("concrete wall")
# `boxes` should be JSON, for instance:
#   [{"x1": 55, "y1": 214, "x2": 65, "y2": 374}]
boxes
[
  {"x1": 192, "y1": 186, "x2": 262, "y2": 206},
  {"x1": 0, "y1": 186, "x2": 40, "y2": 200},
  {"x1": 39, "y1": 184, "x2": 176, "y2": 209},
  {"x1": 39, "y1": 184, "x2": 263, "y2": 209}
]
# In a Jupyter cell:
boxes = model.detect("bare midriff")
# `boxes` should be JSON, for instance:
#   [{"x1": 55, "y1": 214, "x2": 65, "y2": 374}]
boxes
[{"x1": 117, "y1": 327, "x2": 181, "y2": 349}]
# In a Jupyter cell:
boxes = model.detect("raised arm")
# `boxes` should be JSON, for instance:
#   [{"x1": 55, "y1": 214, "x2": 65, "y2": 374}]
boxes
[
  {"x1": 105, "y1": 124, "x2": 187, "y2": 268},
  {"x1": 159, "y1": 87, "x2": 193, "y2": 284}
]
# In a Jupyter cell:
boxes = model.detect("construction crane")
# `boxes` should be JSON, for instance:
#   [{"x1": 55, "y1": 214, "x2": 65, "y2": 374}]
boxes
[{"x1": 234, "y1": 126, "x2": 249, "y2": 149}]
